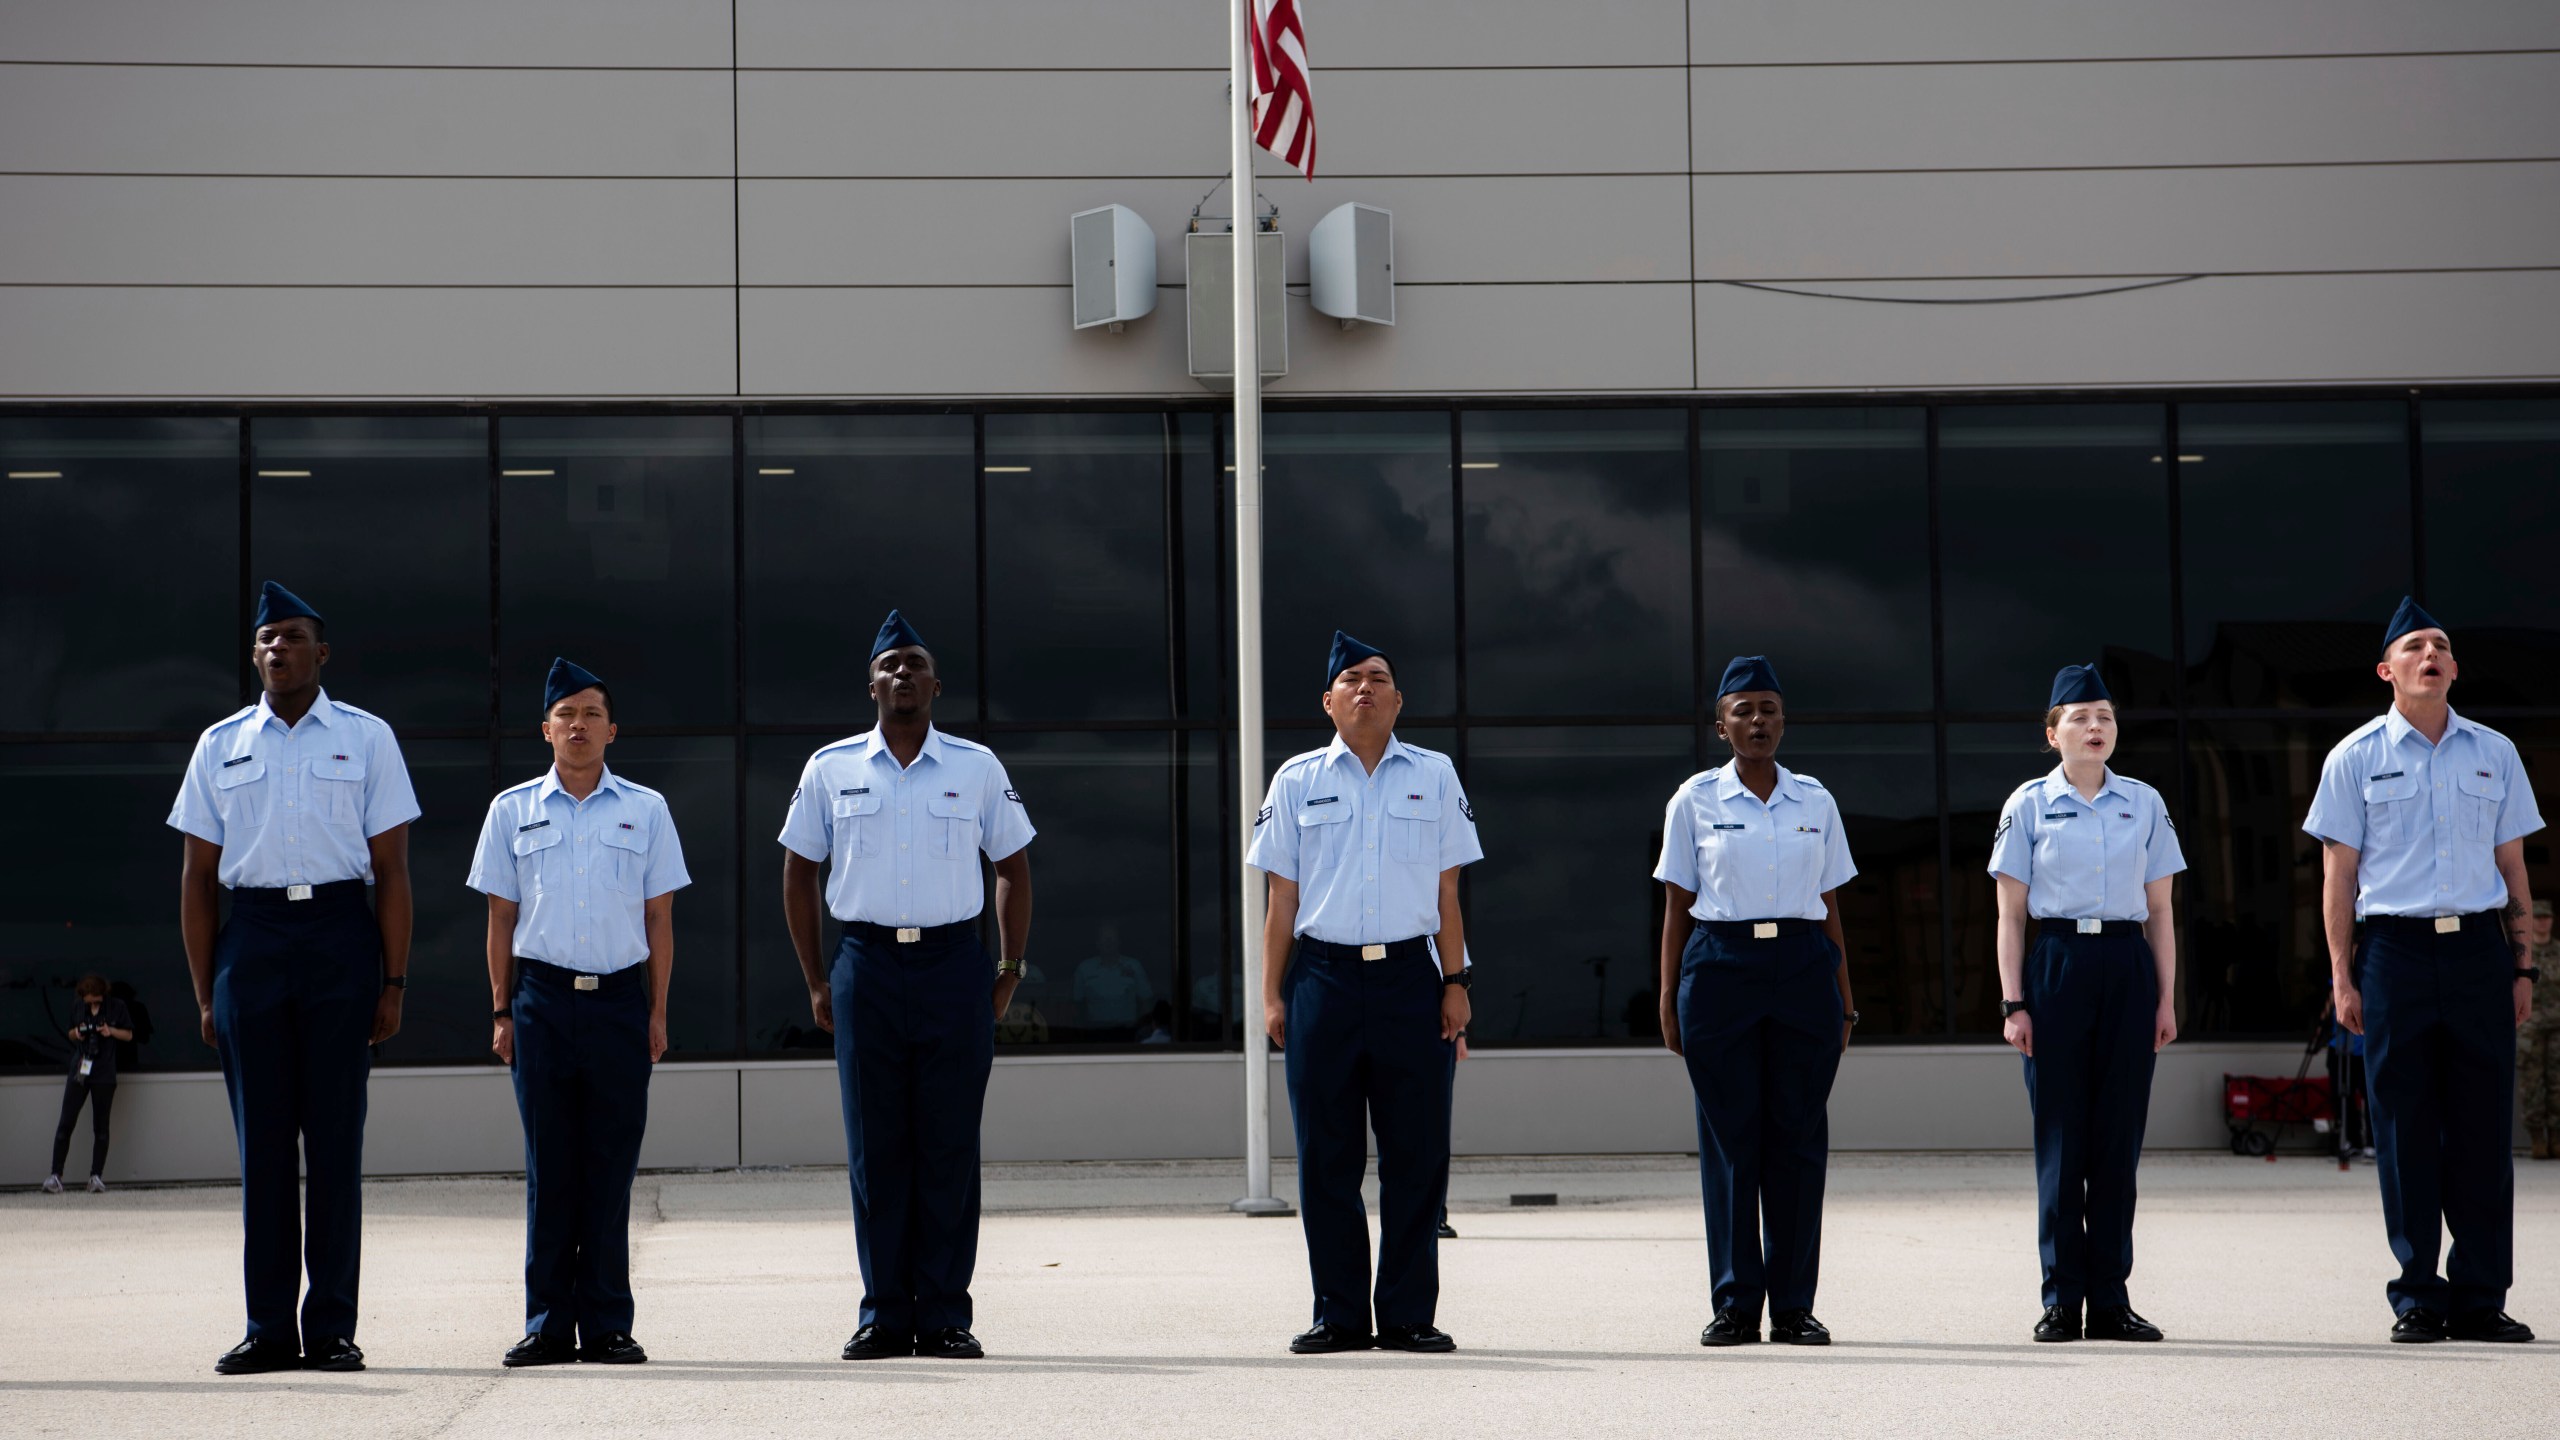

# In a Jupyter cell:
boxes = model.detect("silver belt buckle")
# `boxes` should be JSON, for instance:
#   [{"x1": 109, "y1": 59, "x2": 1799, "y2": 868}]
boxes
[
  {"x1": 1752, "y1": 921, "x2": 1778, "y2": 940},
  {"x1": 1360, "y1": 943, "x2": 1388, "y2": 961},
  {"x1": 573, "y1": 974, "x2": 600, "y2": 991},
  {"x1": 2077, "y1": 918, "x2": 2103, "y2": 935},
  {"x1": 2435, "y1": 915, "x2": 2461, "y2": 935},
  {"x1": 285, "y1": 883, "x2": 313, "y2": 902},
  {"x1": 897, "y1": 927, "x2": 922, "y2": 943}
]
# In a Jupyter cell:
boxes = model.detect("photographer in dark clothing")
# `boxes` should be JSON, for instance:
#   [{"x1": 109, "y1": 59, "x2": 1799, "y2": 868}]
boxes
[{"x1": 45, "y1": 975, "x2": 133, "y2": 1194}]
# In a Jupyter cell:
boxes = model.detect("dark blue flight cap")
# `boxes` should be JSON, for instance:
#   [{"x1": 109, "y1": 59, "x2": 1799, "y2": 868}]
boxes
[
  {"x1": 1326, "y1": 630, "x2": 1393, "y2": 685},
  {"x1": 869, "y1": 609, "x2": 930, "y2": 664},
  {"x1": 543, "y1": 656, "x2": 608, "y2": 711},
  {"x1": 2382, "y1": 595, "x2": 2447, "y2": 653},
  {"x1": 1716, "y1": 654, "x2": 1782, "y2": 699},
  {"x1": 251, "y1": 580, "x2": 323, "y2": 629},
  {"x1": 2048, "y1": 663, "x2": 2112, "y2": 709}
]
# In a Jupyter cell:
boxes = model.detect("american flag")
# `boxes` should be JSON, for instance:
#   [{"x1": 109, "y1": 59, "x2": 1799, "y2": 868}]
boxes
[{"x1": 1247, "y1": 0, "x2": 1316, "y2": 179}]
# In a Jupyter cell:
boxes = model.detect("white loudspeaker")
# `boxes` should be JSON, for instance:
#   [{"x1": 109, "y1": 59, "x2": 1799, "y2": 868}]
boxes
[
  {"x1": 1070, "y1": 204, "x2": 1157, "y2": 331},
  {"x1": 1309, "y1": 203, "x2": 1393, "y2": 328},
  {"x1": 1185, "y1": 229, "x2": 1287, "y2": 387}
]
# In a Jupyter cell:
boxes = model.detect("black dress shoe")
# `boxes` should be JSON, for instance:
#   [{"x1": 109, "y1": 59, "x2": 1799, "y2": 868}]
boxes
[
  {"x1": 579, "y1": 1332, "x2": 648, "y2": 1365},
  {"x1": 1768, "y1": 1310, "x2": 1831, "y2": 1346},
  {"x1": 504, "y1": 1332, "x2": 579, "y2": 1368},
  {"x1": 2033, "y1": 1305, "x2": 2081, "y2": 1343},
  {"x1": 303, "y1": 1337, "x2": 365, "y2": 1372},
  {"x1": 1289, "y1": 1322, "x2": 1374, "y2": 1354},
  {"x1": 2086, "y1": 1307, "x2": 2163, "y2": 1342},
  {"x1": 2391, "y1": 1308, "x2": 2448, "y2": 1344},
  {"x1": 1376, "y1": 1324, "x2": 1457, "y2": 1353},
  {"x1": 214, "y1": 1337, "x2": 304, "y2": 1375},
  {"x1": 1699, "y1": 1311, "x2": 1759, "y2": 1347},
  {"x1": 1436, "y1": 1220, "x2": 1460, "y2": 1239},
  {"x1": 2449, "y1": 1310, "x2": 2535, "y2": 1343},
  {"x1": 920, "y1": 1327, "x2": 984, "y2": 1359},
  {"x1": 841, "y1": 1324, "x2": 913, "y2": 1360}
]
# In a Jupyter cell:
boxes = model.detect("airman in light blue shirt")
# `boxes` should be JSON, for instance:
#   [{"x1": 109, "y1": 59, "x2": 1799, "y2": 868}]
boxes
[
  {"x1": 1654, "y1": 762, "x2": 1856, "y2": 923},
  {"x1": 1246, "y1": 732, "x2": 1484, "y2": 947},
  {"x1": 777, "y1": 725, "x2": 1036, "y2": 926},
  {"x1": 169, "y1": 688, "x2": 421, "y2": 889},
  {"x1": 2304, "y1": 705, "x2": 2542, "y2": 919},
  {"x1": 466, "y1": 763, "x2": 690, "y2": 974},
  {"x1": 1988, "y1": 767, "x2": 2184, "y2": 922}
]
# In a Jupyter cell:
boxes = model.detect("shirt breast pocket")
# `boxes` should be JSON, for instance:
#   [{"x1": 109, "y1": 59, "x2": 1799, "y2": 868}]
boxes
[
  {"x1": 511, "y1": 824, "x2": 565, "y2": 895},
  {"x1": 832, "y1": 790, "x2": 883, "y2": 859},
  {"x1": 927, "y1": 794, "x2": 979, "y2": 860},
  {"x1": 212, "y1": 759, "x2": 269, "y2": 831},
  {"x1": 599, "y1": 824, "x2": 649, "y2": 893},
  {"x1": 308, "y1": 751, "x2": 367, "y2": 829},
  {"x1": 1297, "y1": 801, "x2": 1351, "y2": 863},
  {"x1": 2363, "y1": 774, "x2": 2420, "y2": 847},
  {"x1": 2456, "y1": 770, "x2": 2505, "y2": 844},
  {"x1": 1385, "y1": 793, "x2": 1439, "y2": 865}
]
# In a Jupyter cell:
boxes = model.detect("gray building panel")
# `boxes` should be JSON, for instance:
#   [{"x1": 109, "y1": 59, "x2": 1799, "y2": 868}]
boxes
[
  {"x1": 0, "y1": 64, "x2": 735, "y2": 177},
  {"x1": 1693, "y1": 162, "x2": 2560, "y2": 280},
  {"x1": 1690, "y1": 52, "x2": 2560, "y2": 173},
  {"x1": 0, "y1": 286, "x2": 738, "y2": 397},
  {"x1": 0, "y1": 176, "x2": 736, "y2": 286},
  {"x1": 0, "y1": 0, "x2": 733, "y2": 67},
  {"x1": 1688, "y1": 0, "x2": 2560, "y2": 64}
]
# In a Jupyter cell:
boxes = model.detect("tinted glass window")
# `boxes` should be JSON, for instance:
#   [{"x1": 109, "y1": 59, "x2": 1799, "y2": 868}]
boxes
[
  {"x1": 1698, "y1": 409, "x2": 1930, "y2": 713},
  {"x1": 1004, "y1": 731, "x2": 1176, "y2": 1046},
  {"x1": 984, "y1": 414, "x2": 1171, "y2": 723},
  {"x1": 0, "y1": 419, "x2": 238, "y2": 732},
  {"x1": 1940, "y1": 405, "x2": 2173, "y2": 712},
  {"x1": 2422, "y1": 399, "x2": 2560, "y2": 707},
  {"x1": 746, "y1": 415, "x2": 976, "y2": 725},
  {"x1": 2179, "y1": 402, "x2": 2409, "y2": 709},
  {"x1": 252, "y1": 417, "x2": 489, "y2": 727},
  {"x1": 1461, "y1": 410, "x2": 1690, "y2": 718},
  {"x1": 373, "y1": 739, "x2": 502, "y2": 1064},
  {"x1": 2182, "y1": 719, "x2": 2349, "y2": 1034},
  {"x1": 1765, "y1": 723, "x2": 1944, "y2": 1036},
  {"x1": 1261, "y1": 412, "x2": 1456, "y2": 715},
  {"x1": 499, "y1": 416, "x2": 734, "y2": 727},
  {"x1": 744, "y1": 735, "x2": 830, "y2": 1055}
]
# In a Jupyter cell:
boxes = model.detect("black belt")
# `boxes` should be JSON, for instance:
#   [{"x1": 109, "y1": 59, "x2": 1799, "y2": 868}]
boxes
[
  {"x1": 846, "y1": 919, "x2": 976, "y2": 946},
  {"x1": 517, "y1": 956, "x2": 646, "y2": 994},
  {"x1": 1697, "y1": 918, "x2": 1821, "y2": 943},
  {"x1": 1298, "y1": 936, "x2": 1434, "y2": 963},
  {"x1": 229, "y1": 878, "x2": 366, "y2": 906},
  {"x1": 2038, "y1": 918, "x2": 2144, "y2": 938},
  {"x1": 2360, "y1": 911, "x2": 2502, "y2": 939}
]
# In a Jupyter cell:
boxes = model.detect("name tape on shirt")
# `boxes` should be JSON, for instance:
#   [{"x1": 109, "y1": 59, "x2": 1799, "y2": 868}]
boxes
[
  {"x1": 2370, "y1": 771, "x2": 2404, "y2": 782},
  {"x1": 222, "y1": 755, "x2": 255, "y2": 768},
  {"x1": 839, "y1": 786, "x2": 869, "y2": 797},
  {"x1": 517, "y1": 819, "x2": 550, "y2": 833},
  {"x1": 2043, "y1": 811, "x2": 2077, "y2": 821},
  {"x1": 1306, "y1": 795, "x2": 1340, "y2": 806},
  {"x1": 1711, "y1": 823, "x2": 1746, "y2": 831}
]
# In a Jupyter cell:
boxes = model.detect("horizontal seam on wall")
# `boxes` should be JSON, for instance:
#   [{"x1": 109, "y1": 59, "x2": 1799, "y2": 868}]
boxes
[
  {"x1": 7, "y1": 269, "x2": 2556, "y2": 291},
  {"x1": 1, "y1": 49, "x2": 2554, "y2": 72}
]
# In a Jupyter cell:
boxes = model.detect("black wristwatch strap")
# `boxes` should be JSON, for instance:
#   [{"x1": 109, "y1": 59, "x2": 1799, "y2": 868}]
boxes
[
  {"x1": 382, "y1": 975, "x2": 407, "y2": 990},
  {"x1": 2521, "y1": 967, "x2": 2544, "y2": 982},
  {"x1": 2001, "y1": 999, "x2": 2030, "y2": 1018},
  {"x1": 1441, "y1": 970, "x2": 1472, "y2": 990},
  {"x1": 492, "y1": 1006, "x2": 513, "y2": 1020}
]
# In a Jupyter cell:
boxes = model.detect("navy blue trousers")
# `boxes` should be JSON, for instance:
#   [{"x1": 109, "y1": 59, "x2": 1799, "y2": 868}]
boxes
[
  {"x1": 211, "y1": 886, "x2": 377, "y2": 1346},
  {"x1": 1676, "y1": 925, "x2": 1843, "y2": 1321},
  {"x1": 511, "y1": 958, "x2": 653, "y2": 1342},
  {"x1": 2021, "y1": 930, "x2": 2158, "y2": 1311},
  {"x1": 832, "y1": 925, "x2": 995, "y2": 1338},
  {"x1": 1285, "y1": 937, "x2": 1456, "y2": 1334},
  {"x1": 2358, "y1": 920, "x2": 2517, "y2": 1316}
]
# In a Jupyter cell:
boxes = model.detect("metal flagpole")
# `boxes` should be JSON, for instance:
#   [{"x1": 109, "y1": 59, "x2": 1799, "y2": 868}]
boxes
[{"x1": 1229, "y1": 0, "x2": 1287, "y2": 1216}]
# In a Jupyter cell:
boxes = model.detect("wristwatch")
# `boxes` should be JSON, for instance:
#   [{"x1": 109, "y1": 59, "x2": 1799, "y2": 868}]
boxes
[
  {"x1": 1441, "y1": 970, "x2": 1472, "y2": 990},
  {"x1": 997, "y1": 956, "x2": 1026, "y2": 978},
  {"x1": 1844, "y1": 1010, "x2": 1861, "y2": 1026},
  {"x1": 2001, "y1": 999, "x2": 2030, "y2": 1019},
  {"x1": 491, "y1": 1006, "x2": 513, "y2": 1021},
  {"x1": 383, "y1": 975, "x2": 407, "y2": 990},
  {"x1": 2521, "y1": 967, "x2": 2544, "y2": 982}
]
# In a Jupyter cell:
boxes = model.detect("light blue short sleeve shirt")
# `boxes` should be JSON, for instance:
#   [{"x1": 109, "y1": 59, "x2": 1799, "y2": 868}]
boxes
[
  {"x1": 775, "y1": 726, "x2": 1035, "y2": 925},
  {"x1": 1986, "y1": 766, "x2": 2185, "y2": 921},
  {"x1": 1654, "y1": 761, "x2": 1856, "y2": 923},
  {"x1": 465, "y1": 765, "x2": 691, "y2": 973},
  {"x1": 1245, "y1": 734, "x2": 1484, "y2": 946},
  {"x1": 166, "y1": 690, "x2": 423, "y2": 888},
  {"x1": 2303, "y1": 706, "x2": 2543, "y2": 918}
]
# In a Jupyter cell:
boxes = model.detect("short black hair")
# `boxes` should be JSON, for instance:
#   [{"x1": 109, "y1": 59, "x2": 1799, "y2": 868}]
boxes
[{"x1": 544, "y1": 684, "x2": 614, "y2": 720}]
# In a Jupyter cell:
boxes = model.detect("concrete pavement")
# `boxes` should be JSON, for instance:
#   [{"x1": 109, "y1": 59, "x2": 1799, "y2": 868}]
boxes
[{"x1": 4, "y1": 1153, "x2": 2558, "y2": 1439}]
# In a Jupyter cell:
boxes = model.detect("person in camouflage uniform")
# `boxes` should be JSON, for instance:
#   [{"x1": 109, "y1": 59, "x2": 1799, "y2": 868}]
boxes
[{"x1": 2524, "y1": 900, "x2": 2560, "y2": 1161}]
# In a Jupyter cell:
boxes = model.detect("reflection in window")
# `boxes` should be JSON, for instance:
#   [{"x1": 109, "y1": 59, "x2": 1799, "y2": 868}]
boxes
[
  {"x1": 1260, "y1": 412, "x2": 1456, "y2": 715},
  {"x1": 1766, "y1": 724, "x2": 1944, "y2": 1036},
  {"x1": 0, "y1": 744, "x2": 195, "y2": 1071},
  {"x1": 375, "y1": 739, "x2": 507, "y2": 1064},
  {"x1": 744, "y1": 736, "x2": 828, "y2": 1054},
  {"x1": 747, "y1": 415, "x2": 976, "y2": 725},
  {"x1": 1699, "y1": 409, "x2": 1929, "y2": 713},
  {"x1": 0, "y1": 418, "x2": 238, "y2": 732},
  {"x1": 1940, "y1": 406, "x2": 2172, "y2": 711},
  {"x1": 253, "y1": 417, "x2": 489, "y2": 727},
  {"x1": 1461, "y1": 410, "x2": 1690, "y2": 717},
  {"x1": 1464, "y1": 727, "x2": 1691, "y2": 1042},
  {"x1": 985, "y1": 414, "x2": 1171, "y2": 722},
  {"x1": 2179, "y1": 402, "x2": 2408, "y2": 709},
  {"x1": 1001, "y1": 732, "x2": 1176, "y2": 1045},
  {"x1": 1944, "y1": 720, "x2": 2181, "y2": 1034},
  {"x1": 2423, "y1": 399, "x2": 2560, "y2": 707},
  {"x1": 500, "y1": 416, "x2": 734, "y2": 727},
  {"x1": 2183, "y1": 720, "x2": 2354, "y2": 1034}
]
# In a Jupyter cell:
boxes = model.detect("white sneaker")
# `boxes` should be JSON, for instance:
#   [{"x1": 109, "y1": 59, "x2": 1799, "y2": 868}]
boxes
[
  {"x1": 42, "y1": 1175, "x2": 63, "y2": 1194},
  {"x1": 86, "y1": 1175, "x2": 106, "y2": 1194}
]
